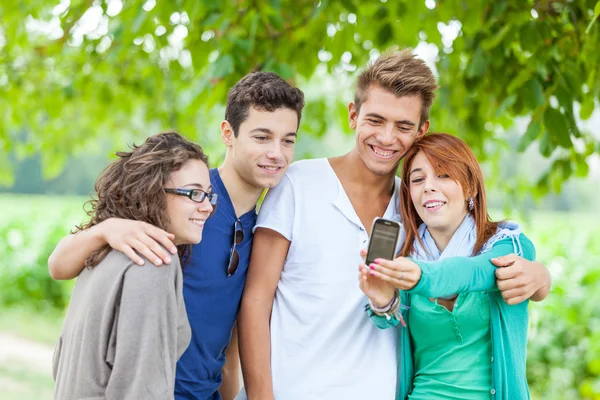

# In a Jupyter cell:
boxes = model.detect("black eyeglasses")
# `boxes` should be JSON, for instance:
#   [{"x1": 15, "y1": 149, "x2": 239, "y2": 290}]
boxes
[
  {"x1": 164, "y1": 188, "x2": 218, "y2": 206},
  {"x1": 227, "y1": 219, "x2": 244, "y2": 277}
]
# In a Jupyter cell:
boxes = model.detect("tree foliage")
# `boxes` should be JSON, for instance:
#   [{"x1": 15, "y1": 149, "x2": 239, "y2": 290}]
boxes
[{"x1": 1, "y1": 0, "x2": 599, "y2": 193}]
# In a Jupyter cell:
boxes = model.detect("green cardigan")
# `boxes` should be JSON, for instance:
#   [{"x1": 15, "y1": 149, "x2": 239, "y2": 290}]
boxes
[{"x1": 368, "y1": 234, "x2": 535, "y2": 400}]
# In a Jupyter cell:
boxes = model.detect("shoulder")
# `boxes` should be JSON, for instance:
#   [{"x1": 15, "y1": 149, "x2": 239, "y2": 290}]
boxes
[
  {"x1": 485, "y1": 231, "x2": 536, "y2": 261},
  {"x1": 121, "y1": 248, "x2": 181, "y2": 286},
  {"x1": 285, "y1": 158, "x2": 328, "y2": 181},
  {"x1": 264, "y1": 159, "x2": 328, "y2": 196},
  {"x1": 517, "y1": 233, "x2": 536, "y2": 261}
]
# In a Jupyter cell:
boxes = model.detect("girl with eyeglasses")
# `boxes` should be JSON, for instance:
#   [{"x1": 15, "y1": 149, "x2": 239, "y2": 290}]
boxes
[{"x1": 52, "y1": 132, "x2": 217, "y2": 399}]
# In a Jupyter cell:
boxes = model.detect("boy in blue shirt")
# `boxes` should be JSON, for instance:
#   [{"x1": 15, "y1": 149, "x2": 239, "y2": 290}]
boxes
[{"x1": 48, "y1": 71, "x2": 305, "y2": 400}]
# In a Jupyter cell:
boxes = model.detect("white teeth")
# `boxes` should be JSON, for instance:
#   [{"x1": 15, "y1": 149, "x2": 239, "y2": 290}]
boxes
[
  {"x1": 260, "y1": 166, "x2": 280, "y2": 171},
  {"x1": 190, "y1": 219, "x2": 205, "y2": 226},
  {"x1": 371, "y1": 146, "x2": 394, "y2": 157},
  {"x1": 425, "y1": 201, "x2": 445, "y2": 208}
]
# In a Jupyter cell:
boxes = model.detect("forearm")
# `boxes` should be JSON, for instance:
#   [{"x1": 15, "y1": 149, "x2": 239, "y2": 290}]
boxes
[
  {"x1": 530, "y1": 262, "x2": 551, "y2": 302},
  {"x1": 219, "y1": 365, "x2": 241, "y2": 400},
  {"x1": 219, "y1": 325, "x2": 241, "y2": 400},
  {"x1": 238, "y1": 300, "x2": 274, "y2": 400},
  {"x1": 48, "y1": 225, "x2": 106, "y2": 280}
]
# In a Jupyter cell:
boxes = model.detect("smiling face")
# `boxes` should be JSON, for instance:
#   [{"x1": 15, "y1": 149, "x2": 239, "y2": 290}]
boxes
[
  {"x1": 164, "y1": 159, "x2": 213, "y2": 245},
  {"x1": 225, "y1": 106, "x2": 298, "y2": 189},
  {"x1": 408, "y1": 151, "x2": 469, "y2": 240},
  {"x1": 350, "y1": 85, "x2": 429, "y2": 176}
]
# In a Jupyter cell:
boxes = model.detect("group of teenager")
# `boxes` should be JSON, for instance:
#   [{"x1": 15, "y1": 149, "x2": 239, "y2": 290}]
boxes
[{"x1": 49, "y1": 49, "x2": 551, "y2": 400}]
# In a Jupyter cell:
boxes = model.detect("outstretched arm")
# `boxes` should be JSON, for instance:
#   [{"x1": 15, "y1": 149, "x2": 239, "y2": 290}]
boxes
[
  {"x1": 368, "y1": 235, "x2": 544, "y2": 305},
  {"x1": 48, "y1": 218, "x2": 176, "y2": 280}
]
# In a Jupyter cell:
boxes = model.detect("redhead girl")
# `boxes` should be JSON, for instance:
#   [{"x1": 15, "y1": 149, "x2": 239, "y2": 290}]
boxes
[{"x1": 360, "y1": 133, "x2": 546, "y2": 399}]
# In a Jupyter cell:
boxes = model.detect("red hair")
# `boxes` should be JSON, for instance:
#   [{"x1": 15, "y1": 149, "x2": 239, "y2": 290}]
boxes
[{"x1": 399, "y1": 133, "x2": 499, "y2": 256}]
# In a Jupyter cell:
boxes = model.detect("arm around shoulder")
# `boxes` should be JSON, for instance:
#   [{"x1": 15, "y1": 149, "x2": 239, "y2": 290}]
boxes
[
  {"x1": 48, "y1": 218, "x2": 177, "y2": 280},
  {"x1": 48, "y1": 225, "x2": 107, "y2": 280}
]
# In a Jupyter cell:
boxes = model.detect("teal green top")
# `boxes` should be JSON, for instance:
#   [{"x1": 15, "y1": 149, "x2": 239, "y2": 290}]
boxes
[
  {"x1": 408, "y1": 292, "x2": 492, "y2": 399},
  {"x1": 368, "y1": 234, "x2": 535, "y2": 400}
]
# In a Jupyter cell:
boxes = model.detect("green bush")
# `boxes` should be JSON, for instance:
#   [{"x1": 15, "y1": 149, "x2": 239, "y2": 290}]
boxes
[
  {"x1": 0, "y1": 194, "x2": 84, "y2": 311},
  {"x1": 0, "y1": 218, "x2": 74, "y2": 310},
  {"x1": 527, "y1": 218, "x2": 600, "y2": 399}
]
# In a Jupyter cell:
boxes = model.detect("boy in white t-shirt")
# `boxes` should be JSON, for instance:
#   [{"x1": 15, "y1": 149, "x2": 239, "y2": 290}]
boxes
[{"x1": 237, "y1": 49, "x2": 552, "y2": 400}]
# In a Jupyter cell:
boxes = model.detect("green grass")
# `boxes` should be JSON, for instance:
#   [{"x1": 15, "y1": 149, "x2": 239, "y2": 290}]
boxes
[
  {"x1": 0, "y1": 363, "x2": 54, "y2": 400},
  {"x1": 0, "y1": 307, "x2": 64, "y2": 346}
]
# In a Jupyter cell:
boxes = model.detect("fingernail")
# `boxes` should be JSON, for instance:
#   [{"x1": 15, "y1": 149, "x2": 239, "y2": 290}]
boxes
[
  {"x1": 369, "y1": 271, "x2": 375, "y2": 276},
  {"x1": 374, "y1": 259, "x2": 381, "y2": 264},
  {"x1": 369, "y1": 265, "x2": 375, "y2": 270},
  {"x1": 171, "y1": 247, "x2": 177, "y2": 254},
  {"x1": 138, "y1": 259, "x2": 145, "y2": 265},
  {"x1": 155, "y1": 259, "x2": 162, "y2": 265}
]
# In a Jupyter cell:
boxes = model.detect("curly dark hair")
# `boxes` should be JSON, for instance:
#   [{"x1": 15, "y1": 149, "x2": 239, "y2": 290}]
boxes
[
  {"x1": 225, "y1": 71, "x2": 305, "y2": 137},
  {"x1": 74, "y1": 131, "x2": 209, "y2": 268}
]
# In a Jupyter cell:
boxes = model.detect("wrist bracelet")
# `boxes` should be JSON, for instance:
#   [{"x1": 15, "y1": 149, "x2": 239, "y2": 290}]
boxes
[
  {"x1": 369, "y1": 290, "x2": 398, "y2": 313},
  {"x1": 369, "y1": 290, "x2": 408, "y2": 327}
]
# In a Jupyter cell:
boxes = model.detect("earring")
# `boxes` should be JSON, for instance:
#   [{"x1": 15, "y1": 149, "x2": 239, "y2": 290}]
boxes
[{"x1": 468, "y1": 197, "x2": 474, "y2": 211}]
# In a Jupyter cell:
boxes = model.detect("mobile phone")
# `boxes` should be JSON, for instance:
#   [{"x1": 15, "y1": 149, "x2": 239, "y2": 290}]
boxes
[{"x1": 365, "y1": 218, "x2": 401, "y2": 265}]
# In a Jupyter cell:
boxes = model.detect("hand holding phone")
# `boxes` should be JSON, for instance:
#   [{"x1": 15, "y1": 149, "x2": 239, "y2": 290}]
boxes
[{"x1": 365, "y1": 218, "x2": 401, "y2": 265}]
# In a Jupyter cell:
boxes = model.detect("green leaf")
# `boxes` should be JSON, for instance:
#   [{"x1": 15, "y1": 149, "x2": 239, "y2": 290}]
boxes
[
  {"x1": 41, "y1": 152, "x2": 67, "y2": 180},
  {"x1": 520, "y1": 22, "x2": 544, "y2": 53},
  {"x1": 340, "y1": 0, "x2": 358, "y2": 14},
  {"x1": 132, "y1": 9, "x2": 148, "y2": 34},
  {"x1": 539, "y1": 130, "x2": 553, "y2": 157},
  {"x1": 507, "y1": 69, "x2": 533, "y2": 93},
  {"x1": 579, "y1": 97, "x2": 595, "y2": 120},
  {"x1": 575, "y1": 157, "x2": 589, "y2": 177},
  {"x1": 377, "y1": 23, "x2": 393, "y2": 46},
  {"x1": 396, "y1": 2, "x2": 407, "y2": 17},
  {"x1": 481, "y1": 25, "x2": 511, "y2": 50},
  {"x1": 543, "y1": 107, "x2": 571, "y2": 148},
  {"x1": 374, "y1": 6, "x2": 389, "y2": 20},
  {"x1": 517, "y1": 120, "x2": 542, "y2": 152},
  {"x1": 275, "y1": 63, "x2": 295, "y2": 79},
  {"x1": 521, "y1": 79, "x2": 545, "y2": 108},
  {"x1": 212, "y1": 54, "x2": 235, "y2": 78},
  {"x1": 268, "y1": 13, "x2": 285, "y2": 31},
  {"x1": 466, "y1": 47, "x2": 487, "y2": 78},
  {"x1": 495, "y1": 94, "x2": 517, "y2": 118},
  {"x1": 585, "y1": 1, "x2": 600, "y2": 34}
]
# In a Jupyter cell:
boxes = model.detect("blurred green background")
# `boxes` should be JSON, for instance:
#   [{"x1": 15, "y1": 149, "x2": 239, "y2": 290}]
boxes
[{"x1": 1, "y1": 0, "x2": 600, "y2": 399}]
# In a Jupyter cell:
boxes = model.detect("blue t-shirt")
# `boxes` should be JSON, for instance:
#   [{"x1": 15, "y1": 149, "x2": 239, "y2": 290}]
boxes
[{"x1": 175, "y1": 168, "x2": 257, "y2": 400}]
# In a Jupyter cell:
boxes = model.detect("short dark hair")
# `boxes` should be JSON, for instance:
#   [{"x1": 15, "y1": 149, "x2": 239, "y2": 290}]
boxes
[{"x1": 225, "y1": 72, "x2": 305, "y2": 137}]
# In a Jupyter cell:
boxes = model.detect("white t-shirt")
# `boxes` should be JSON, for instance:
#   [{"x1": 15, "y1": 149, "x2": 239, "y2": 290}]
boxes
[{"x1": 254, "y1": 158, "x2": 400, "y2": 400}]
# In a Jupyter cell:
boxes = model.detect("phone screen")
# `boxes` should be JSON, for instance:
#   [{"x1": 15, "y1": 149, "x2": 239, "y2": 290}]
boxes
[{"x1": 366, "y1": 219, "x2": 400, "y2": 265}]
